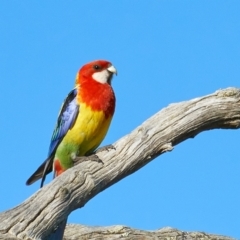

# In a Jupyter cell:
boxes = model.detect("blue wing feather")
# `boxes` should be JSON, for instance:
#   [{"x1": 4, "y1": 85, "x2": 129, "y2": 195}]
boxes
[
  {"x1": 26, "y1": 88, "x2": 79, "y2": 186},
  {"x1": 48, "y1": 88, "x2": 79, "y2": 157}
]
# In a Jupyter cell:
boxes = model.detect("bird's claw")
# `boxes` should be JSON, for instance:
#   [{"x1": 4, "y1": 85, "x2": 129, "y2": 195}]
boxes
[
  {"x1": 72, "y1": 155, "x2": 103, "y2": 166},
  {"x1": 71, "y1": 144, "x2": 115, "y2": 166},
  {"x1": 95, "y1": 144, "x2": 116, "y2": 154}
]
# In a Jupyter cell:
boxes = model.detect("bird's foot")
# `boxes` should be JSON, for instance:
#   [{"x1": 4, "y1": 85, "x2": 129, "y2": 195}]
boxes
[
  {"x1": 95, "y1": 144, "x2": 116, "y2": 154},
  {"x1": 72, "y1": 154, "x2": 103, "y2": 166}
]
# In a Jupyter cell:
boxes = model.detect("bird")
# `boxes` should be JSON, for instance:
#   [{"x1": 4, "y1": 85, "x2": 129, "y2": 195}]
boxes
[{"x1": 26, "y1": 60, "x2": 117, "y2": 187}]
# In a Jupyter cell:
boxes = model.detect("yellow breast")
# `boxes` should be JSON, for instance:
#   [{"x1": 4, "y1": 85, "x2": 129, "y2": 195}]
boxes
[
  {"x1": 55, "y1": 102, "x2": 112, "y2": 169},
  {"x1": 67, "y1": 102, "x2": 112, "y2": 154}
]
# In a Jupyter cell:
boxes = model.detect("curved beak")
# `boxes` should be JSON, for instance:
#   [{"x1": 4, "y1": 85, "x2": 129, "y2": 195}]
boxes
[{"x1": 107, "y1": 65, "x2": 118, "y2": 76}]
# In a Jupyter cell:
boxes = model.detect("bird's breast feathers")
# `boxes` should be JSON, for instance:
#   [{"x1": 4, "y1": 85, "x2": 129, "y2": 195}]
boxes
[
  {"x1": 55, "y1": 102, "x2": 113, "y2": 169},
  {"x1": 64, "y1": 102, "x2": 113, "y2": 152}
]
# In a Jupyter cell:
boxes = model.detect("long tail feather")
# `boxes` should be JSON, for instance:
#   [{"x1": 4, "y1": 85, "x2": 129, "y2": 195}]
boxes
[{"x1": 26, "y1": 157, "x2": 53, "y2": 186}]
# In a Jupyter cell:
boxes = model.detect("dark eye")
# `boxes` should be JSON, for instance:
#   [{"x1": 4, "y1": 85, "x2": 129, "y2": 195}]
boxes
[{"x1": 93, "y1": 65, "x2": 100, "y2": 70}]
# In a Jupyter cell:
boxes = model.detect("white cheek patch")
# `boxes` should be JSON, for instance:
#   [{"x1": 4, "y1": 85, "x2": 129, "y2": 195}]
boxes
[{"x1": 92, "y1": 69, "x2": 110, "y2": 84}]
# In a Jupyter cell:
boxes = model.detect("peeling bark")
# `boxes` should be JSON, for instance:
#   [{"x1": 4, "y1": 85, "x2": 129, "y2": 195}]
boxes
[{"x1": 0, "y1": 88, "x2": 239, "y2": 240}]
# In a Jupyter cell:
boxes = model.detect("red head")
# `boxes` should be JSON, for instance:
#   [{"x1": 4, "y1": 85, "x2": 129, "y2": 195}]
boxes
[
  {"x1": 76, "y1": 60, "x2": 117, "y2": 117},
  {"x1": 75, "y1": 60, "x2": 117, "y2": 86}
]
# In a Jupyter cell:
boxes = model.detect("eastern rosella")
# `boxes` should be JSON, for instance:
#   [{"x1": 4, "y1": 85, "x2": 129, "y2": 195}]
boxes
[{"x1": 26, "y1": 60, "x2": 117, "y2": 187}]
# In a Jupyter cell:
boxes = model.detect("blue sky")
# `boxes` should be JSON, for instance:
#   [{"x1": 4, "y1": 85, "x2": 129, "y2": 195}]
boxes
[{"x1": 1, "y1": 1, "x2": 240, "y2": 238}]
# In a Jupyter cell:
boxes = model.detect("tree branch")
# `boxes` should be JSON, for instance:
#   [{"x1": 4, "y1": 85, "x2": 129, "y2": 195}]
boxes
[
  {"x1": 64, "y1": 225, "x2": 235, "y2": 240},
  {"x1": 0, "y1": 87, "x2": 239, "y2": 240}
]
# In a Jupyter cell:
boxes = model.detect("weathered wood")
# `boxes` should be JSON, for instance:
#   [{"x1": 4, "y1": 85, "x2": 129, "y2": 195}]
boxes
[
  {"x1": 0, "y1": 87, "x2": 239, "y2": 240},
  {"x1": 0, "y1": 225, "x2": 235, "y2": 240},
  {"x1": 64, "y1": 225, "x2": 235, "y2": 240}
]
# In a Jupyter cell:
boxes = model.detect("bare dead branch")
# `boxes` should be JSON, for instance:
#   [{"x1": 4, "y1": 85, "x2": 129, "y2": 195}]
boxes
[
  {"x1": 64, "y1": 225, "x2": 235, "y2": 240},
  {"x1": 0, "y1": 87, "x2": 239, "y2": 240}
]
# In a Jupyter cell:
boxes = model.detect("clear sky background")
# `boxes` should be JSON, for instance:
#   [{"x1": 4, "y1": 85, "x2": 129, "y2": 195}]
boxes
[{"x1": 0, "y1": 1, "x2": 240, "y2": 238}]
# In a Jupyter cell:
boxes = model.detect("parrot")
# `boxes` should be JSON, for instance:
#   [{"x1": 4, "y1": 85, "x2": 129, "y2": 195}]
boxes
[{"x1": 26, "y1": 60, "x2": 117, "y2": 187}]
